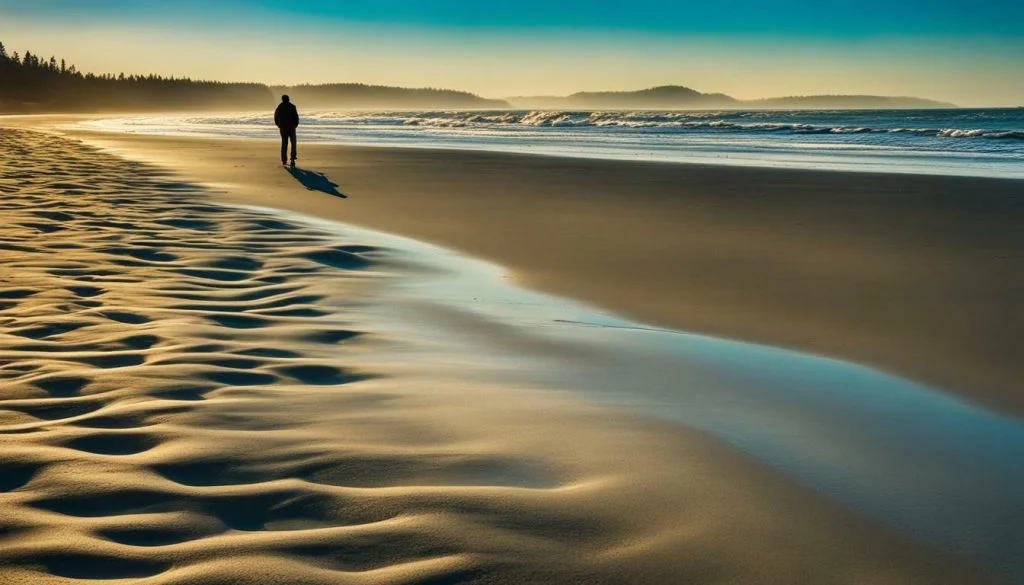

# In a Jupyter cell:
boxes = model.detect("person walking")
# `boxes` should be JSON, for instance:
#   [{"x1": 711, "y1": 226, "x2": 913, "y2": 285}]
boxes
[{"x1": 274, "y1": 95, "x2": 300, "y2": 166}]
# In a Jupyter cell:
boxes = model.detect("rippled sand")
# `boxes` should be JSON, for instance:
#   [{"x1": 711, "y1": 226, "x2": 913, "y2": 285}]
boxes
[{"x1": 0, "y1": 129, "x2": 998, "y2": 584}]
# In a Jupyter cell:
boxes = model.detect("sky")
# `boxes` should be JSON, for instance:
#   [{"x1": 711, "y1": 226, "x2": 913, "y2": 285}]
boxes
[{"x1": 0, "y1": 0, "x2": 1022, "y2": 105}]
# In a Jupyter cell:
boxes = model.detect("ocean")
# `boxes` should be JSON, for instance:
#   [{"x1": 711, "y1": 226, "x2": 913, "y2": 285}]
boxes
[{"x1": 82, "y1": 107, "x2": 1024, "y2": 179}]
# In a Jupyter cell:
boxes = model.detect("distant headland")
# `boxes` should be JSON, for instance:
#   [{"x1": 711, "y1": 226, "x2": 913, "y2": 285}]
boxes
[{"x1": 507, "y1": 86, "x2": 956, "y2": 110}]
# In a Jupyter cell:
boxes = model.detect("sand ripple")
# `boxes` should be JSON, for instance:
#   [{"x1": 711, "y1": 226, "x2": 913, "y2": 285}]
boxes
[{"x1": 0, "y1": 129, "x2": 518, "y2": 584}]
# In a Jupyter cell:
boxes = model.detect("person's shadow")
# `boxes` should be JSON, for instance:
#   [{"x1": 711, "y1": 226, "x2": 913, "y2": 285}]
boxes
[{"x1": 287, "y1": 167, "x2": 347, "y2": 199}]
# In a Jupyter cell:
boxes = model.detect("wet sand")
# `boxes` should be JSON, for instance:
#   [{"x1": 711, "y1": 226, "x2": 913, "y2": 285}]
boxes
[{"x1": 54, "y1": 125, "x2": 1024, "y2": 416}]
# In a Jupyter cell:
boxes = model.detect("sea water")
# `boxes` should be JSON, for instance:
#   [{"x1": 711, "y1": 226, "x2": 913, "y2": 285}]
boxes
[{"x1": 82, "y1": 108, "x2": 1024, "y2": 179}]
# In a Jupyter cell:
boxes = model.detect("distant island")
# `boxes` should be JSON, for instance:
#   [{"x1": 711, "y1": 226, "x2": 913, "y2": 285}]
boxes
[
  {"x1": 0, "y1": 40, "x2": 954, "y2": 113},
  {"x1": 543, "y1": 86, "x2": 739, "y2": 109},
  {"x1": 272, "y1": 84, "x2": 509, "y2": 110},
  {"x1": 507, "y1": 86, "x2": 956, "y2": 110}
]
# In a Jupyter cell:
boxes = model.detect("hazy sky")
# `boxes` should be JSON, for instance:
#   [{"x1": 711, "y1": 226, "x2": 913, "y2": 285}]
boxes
[{"x1": 1, "y1": 0, "x2": 1022, "y2": 105}]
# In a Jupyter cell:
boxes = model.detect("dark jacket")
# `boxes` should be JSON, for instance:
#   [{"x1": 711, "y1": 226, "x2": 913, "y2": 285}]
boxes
[{"x1": 274, "y1": 102, "x2": 299, "y2": 129}]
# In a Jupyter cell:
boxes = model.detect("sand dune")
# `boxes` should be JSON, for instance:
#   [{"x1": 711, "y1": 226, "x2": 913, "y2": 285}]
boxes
[{"x1": 0, "y1": 128, "x2": 1002, "y2": 584}]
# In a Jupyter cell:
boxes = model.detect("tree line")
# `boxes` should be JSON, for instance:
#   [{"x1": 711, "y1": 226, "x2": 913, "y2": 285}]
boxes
[
  {"x1": 0, "y1": 40, "x2": 273, "y2": 113},
  {"x1": 0, "y1": 40, "x2": 511, "y2": 113}
]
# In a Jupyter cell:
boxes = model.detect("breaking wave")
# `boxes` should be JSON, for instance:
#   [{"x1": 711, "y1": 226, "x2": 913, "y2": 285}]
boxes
[
  {"x1": 168, "y1": 110, "x2": 1024, "y2": 140},
  {"x1": 278, "y1": 110, "x2": 1024, "y2": 140}
]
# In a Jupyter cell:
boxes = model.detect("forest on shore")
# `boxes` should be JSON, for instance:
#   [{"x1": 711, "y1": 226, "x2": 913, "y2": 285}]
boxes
[
  {"x1": 0, "y1": 41, "x2": 506, "y2": 113},
  {"x1": 0, "y1": 41, "x2": 272, "y2": 112}
]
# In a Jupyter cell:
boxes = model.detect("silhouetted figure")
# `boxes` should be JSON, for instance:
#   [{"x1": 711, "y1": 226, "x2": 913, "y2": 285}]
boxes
[{"x1": 274, "y1": 95, "x2": 299, "y2": 166}]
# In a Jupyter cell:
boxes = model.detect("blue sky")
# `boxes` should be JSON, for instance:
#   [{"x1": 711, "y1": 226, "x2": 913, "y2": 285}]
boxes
[
  {"x1": 1, "y1": 0, "x2": 1021, "y2": 104},
  {"x1": 5, "y1": 0, "x2": 1022, "y2": 35},
  {"x1": 259, "y1": 0, "x2": 1022, "y2": 35}
]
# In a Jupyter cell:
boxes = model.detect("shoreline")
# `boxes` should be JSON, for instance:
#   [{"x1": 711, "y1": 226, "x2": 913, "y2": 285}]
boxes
[{"x1": 30, "y1": 120, "x2": 1024, "y2": 418}]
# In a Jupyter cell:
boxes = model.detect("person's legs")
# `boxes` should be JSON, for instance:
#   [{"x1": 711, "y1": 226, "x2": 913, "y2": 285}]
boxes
[
  {"x1": 279, "y1": 128, "x2": 289, "y2": 165},
  {"x1": 289, "y1": 129, "x2": 297, "y2": 164}
]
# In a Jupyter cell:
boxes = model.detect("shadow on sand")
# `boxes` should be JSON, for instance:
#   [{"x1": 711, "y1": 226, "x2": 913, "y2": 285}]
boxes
[{"x1": 287, "y1": 167, "x2": 347, "y2": 199}]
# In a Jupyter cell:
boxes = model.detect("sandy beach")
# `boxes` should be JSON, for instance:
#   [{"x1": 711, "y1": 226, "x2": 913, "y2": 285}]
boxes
[
  {"x1": 56, "y1": 124, "x2": 1024, "y2": 416},
  {"x1": 0, "y1": 123, "x2": 1020, "y2": 584}
]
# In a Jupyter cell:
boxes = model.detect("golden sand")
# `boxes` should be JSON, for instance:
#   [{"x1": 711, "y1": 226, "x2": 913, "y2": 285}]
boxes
[{"x1": 0, "y1": 128, "x2": 1001, "y2": 584}]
